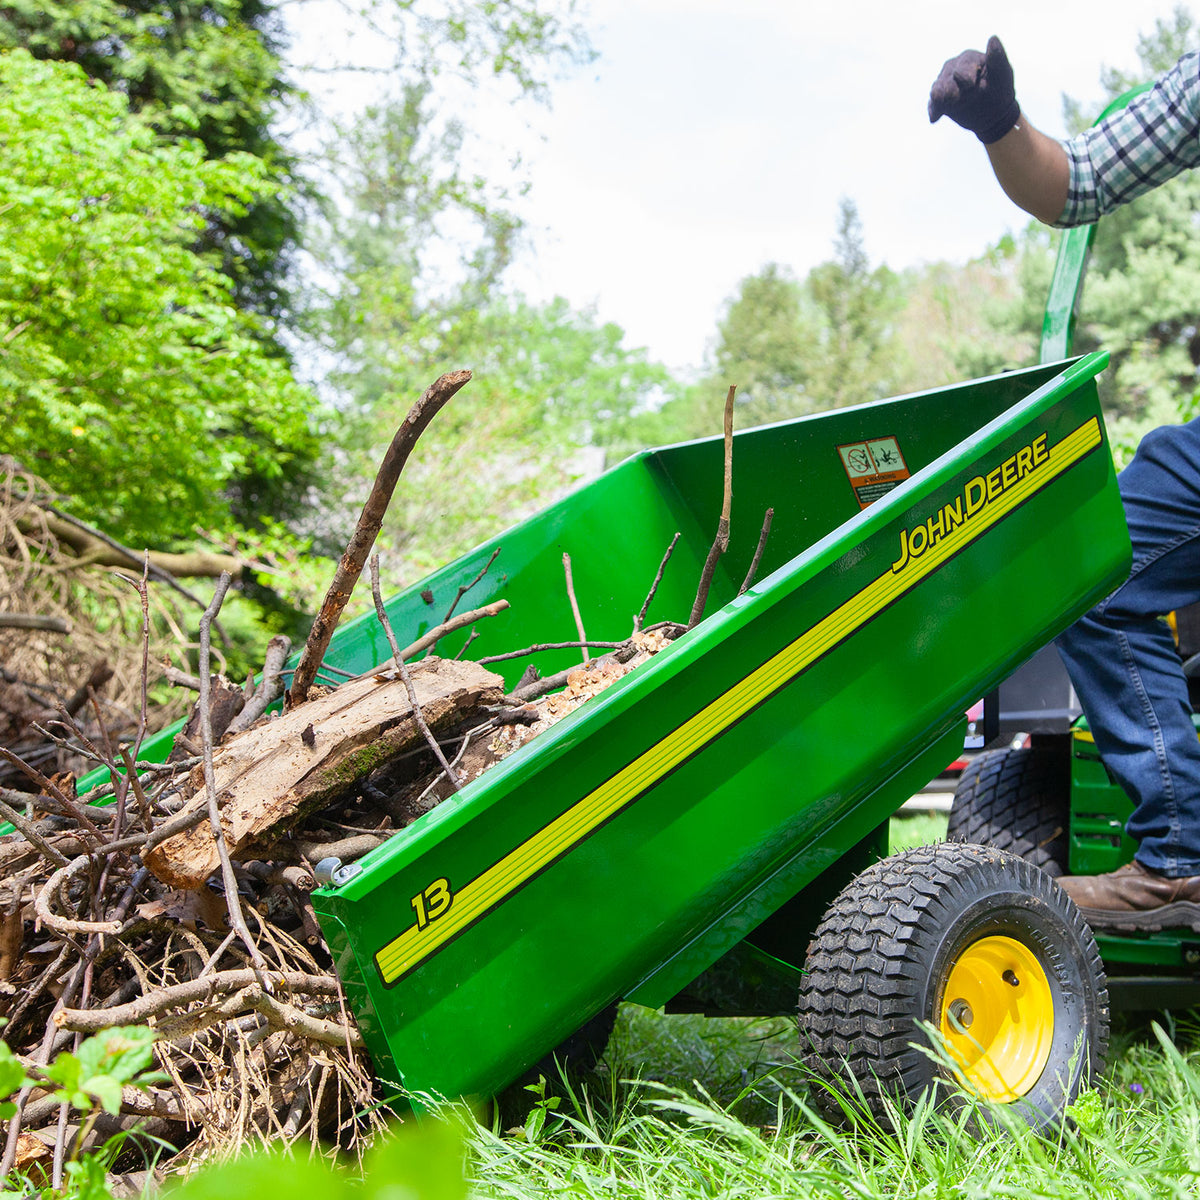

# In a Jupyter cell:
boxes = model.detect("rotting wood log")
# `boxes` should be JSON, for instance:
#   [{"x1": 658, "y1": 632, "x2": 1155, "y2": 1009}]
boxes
[{"x1": 143, "y1": 656, "x2": 504, "y2": 889}]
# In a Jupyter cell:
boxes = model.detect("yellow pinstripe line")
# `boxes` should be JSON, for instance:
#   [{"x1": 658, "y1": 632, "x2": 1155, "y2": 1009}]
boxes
[{"x1": 376, "y1": 418, "x2": 1102, "y2": 983}]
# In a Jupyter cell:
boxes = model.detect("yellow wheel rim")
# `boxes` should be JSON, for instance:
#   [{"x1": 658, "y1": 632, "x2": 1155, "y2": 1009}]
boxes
[{"x1": 938, "y1": 934, "x2": 1054, "y2": 1102}]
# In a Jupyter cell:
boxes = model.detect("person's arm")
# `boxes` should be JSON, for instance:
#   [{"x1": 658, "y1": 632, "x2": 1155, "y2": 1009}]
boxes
[
  {"x1": 929, "y1": 36, "x2": 1067, "y2": 225},
  {"x1": 983, "y1": 120, "x2": 1069, "y2": 226},
  {"x1": 931, "y1": 38, "x2": 1200, "y2": 230}
]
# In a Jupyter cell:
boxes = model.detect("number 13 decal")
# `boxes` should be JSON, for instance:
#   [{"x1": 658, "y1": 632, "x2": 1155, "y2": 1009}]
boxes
[{"x1": 410, "y1": 877, "x2": 454, "y2": 931}]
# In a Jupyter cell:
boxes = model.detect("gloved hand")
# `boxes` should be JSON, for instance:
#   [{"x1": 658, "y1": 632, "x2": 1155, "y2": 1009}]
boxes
[{"x1": 928, "y1": 35, "x2": 1020, "y2": 144}]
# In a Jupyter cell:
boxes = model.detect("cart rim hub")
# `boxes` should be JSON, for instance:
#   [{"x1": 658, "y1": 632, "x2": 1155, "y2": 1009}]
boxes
[{"x1": 939, "y1": 934, "x2": 1053, "y2": 1102}]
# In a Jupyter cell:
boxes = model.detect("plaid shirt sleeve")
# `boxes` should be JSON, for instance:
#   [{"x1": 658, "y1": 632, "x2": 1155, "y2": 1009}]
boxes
[{"x1": 1056, "y1": 51, "x2": 1200, "y2": 227}]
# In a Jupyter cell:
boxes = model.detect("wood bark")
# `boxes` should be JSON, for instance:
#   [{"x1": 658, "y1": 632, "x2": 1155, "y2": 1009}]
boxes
[{"x1": 143, "y1": 656, "x2": 504, "y2": 889}]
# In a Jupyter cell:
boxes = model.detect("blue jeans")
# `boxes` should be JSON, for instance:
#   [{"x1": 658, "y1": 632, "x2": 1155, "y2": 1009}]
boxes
[{"x1": 1056, "y1": 419, "x2": 1200, "y2": 877}]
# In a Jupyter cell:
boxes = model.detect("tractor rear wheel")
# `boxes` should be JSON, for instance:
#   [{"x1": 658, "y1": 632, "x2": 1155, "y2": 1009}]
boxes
[
  {"x1": 797, "y1": 842, "x2": 1108, "y2": 1131},
  {"x1": 948, "y1": 744, "x2": 1070, "y2": 876}
]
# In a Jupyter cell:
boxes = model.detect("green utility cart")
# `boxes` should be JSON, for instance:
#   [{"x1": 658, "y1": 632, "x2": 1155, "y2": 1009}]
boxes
[{"x1": 308, "y1": 346, "x2": 1127, "y2": 1130}]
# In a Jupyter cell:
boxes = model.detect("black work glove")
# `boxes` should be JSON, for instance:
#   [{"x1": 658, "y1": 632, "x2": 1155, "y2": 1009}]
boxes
[{"x1": 928, "y1": 35, "x2": 1020, "y2": 145}]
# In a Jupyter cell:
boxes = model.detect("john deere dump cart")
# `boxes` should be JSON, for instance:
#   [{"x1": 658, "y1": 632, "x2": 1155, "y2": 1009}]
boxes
[{"x1": 300, "y1": 349, "x2": 1128, "y2": 1128}]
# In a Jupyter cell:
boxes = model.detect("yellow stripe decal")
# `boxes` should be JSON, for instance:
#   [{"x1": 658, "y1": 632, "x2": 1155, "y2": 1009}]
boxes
[{"x1": 376, "y1": 418, "x2": 1103, "y2": 984}]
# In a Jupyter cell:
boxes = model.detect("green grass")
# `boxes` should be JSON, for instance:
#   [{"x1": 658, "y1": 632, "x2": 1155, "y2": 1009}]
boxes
[
  {"x1": 452, "y1": 813, "x2": 1200, "y2": 1200},
  {"x1": 889, "y1": 806, "x2": 948, "y2": 853},
  {"x1": 460, "y1": 1009, "x2": 1200, "y2": 1200}
]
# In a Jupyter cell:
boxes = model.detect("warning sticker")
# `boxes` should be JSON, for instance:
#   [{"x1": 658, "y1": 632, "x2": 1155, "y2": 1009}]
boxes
[{"x1": 837, "y1": 437, "x2": 910, "y2": 509}]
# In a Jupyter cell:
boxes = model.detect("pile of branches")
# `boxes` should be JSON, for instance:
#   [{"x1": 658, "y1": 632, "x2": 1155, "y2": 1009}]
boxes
[
  {"x1": 0, "y1": 374, "x2": 770, "y2": 1190},
  {"x1": 0, "y1": 567, "x2": 384, "y2": 1187},
  {"x1": 0, "y1": 457, "x2": 213, "y2": 789}
]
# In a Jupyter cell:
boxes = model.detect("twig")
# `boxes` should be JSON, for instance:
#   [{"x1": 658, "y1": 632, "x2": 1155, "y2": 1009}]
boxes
[
  {"x1": 333, "y1": 602, "x2": 510, "y2": 678},
  {"x1": 738, "y1": 507, "x2": 774, "y2": 596},
  {"x1": 163, "y1": 666, "x2": 203, "y2": 692},
  {"x1": 0, "y1": 794, "x2": 70, "y2": 868},
  {"x1": 399, "y1": 601, "x2": 508, "y2": 661},
  {"x1": 509, "y1": 642, "x2": 642, "y2": 704},
  {"x1": 562, "y1": 552, "x2": 589, "y2": 664},
  {"x1": 34, "y1": 856, "x2": 122, "y2": 935},
  {"x1": 370, "y1": 556, "x2": 461, "y2": 790},
  {"x1": 282, "y1": 1061, "x2": 323, "y2": 1139},
  {"x1": 290, "y1": 369, "x2": 472, "y2": 705},
  {"x1": 240, "y1": 984, "x2": 365, "y2": 1048},
  {"x1": 117, "y1": 745, "x2": 153, "y2": 832},
  {"x1": 635, "y1": 533, "x2": 680, "y2": 632},
  {"x1": 0, "y1": 747, "x2": 104, "y2": 844},
  {"x1": 478, "y1": 640, "x2": 624, "y2": 665},
  {"x1": 688, "y1": 385, "x2": 737, "y2": 628},
  {"x1": 442, "y1": 547, "x2": 501, "y2": 625},
  {"x1": 407, "y1": 720, "x2": 484, "y2": 813},
  {"x1": 126, "y1": 558, "x2": 152, "y2": 768},
  {"x1": 1, "y1": 960, "x2": 86, "y2": 1177},
  {"x1": 294, "y1": 834, "x2": 383, "y2": 864},
  {"x1": 197, "y1": 930, "x2": 238, "y2": 978},
  {"x1": 61, "y1": 660, "x2": 114, "y2": 718},
  {"x1": 198, "y1": 574, "x2": 267, "y2": 974},
  {"x1": 101, "y1": 805, "x2": 207, "y2": 857},
  {"x1": 454, "y1": 629, "x2": 480, "y2": 660},
  {"x1": 3, "y1": 944, "x2": 71, "y2": 1037}
]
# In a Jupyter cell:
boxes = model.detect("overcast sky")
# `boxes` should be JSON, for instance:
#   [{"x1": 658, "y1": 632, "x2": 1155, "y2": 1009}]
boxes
[{"x1": 288, "y1": 1, "x2": 1195, "y2": 376}]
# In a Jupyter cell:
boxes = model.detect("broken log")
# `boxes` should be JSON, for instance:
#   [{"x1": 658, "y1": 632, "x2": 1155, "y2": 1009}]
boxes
[{"x1": 143, "y1": 656, "x2": 504, "y2": 889}]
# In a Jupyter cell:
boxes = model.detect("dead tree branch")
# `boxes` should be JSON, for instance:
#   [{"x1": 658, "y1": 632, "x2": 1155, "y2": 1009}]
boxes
[
  {"x1": 53, "y1": 970, "x2": 343, "y2": 1032},
  {"x1": 226, "y1": 635, "x2": 291, "y2": 735},
  {"x1": 442, "y1": 547, "x2": 501, "y2": 626},
  {"x1": 738, "y1": 507, "x2": 774, "y2": 596},
  {"x1": 31, "y1": 506, "x2": 231, "y2": 632},
  {"x1": 562, "y1": 552, "x2": 589, "y2": 664},
  {"x1": 198, "y1": 574, "x2": 267, "y2": 974},
  {"x1": 635, "y1": 533, "x2": 681, "y2": 632},
  {"x1": 371, "y1": 555, "x2": 461, "y2": 791},
  {"x1": 688, "y1": 385, "x2": 736, "y2": 628},
  {"x1": 478, "y1": 640, "x2": 624, "y2": 665},
  {"x1": 0, "y1": 793, "x2": 70, "y2": 868},
  {"x1": 290, "y1": 369, "x2": 472, "y2": 705},
  {"x1": 399, "y1": 600, "x2": 509, "y2": 663},
  {"x1": 0, "y1": 614, "x2": 69, "y2": 633}
]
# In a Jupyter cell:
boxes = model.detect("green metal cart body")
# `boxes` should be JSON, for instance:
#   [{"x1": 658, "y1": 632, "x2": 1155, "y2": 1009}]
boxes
[{"x1": 305, "y1": 353, "x2": 1130, "y2": 1099}]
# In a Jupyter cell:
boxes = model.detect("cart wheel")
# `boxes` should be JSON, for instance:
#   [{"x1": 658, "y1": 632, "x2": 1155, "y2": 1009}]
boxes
[
  {"x1": 797, "y1": 842, "x2": 1108, "y2": 1130},
  {"x1": 948, "y1": 744, "x2": 1069, "y2": 876}
]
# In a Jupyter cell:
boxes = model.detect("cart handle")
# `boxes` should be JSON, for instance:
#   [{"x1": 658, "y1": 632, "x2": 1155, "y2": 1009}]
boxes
[{"x1": 1039, "y1": 82, "x2": 1154, "y2": 364}]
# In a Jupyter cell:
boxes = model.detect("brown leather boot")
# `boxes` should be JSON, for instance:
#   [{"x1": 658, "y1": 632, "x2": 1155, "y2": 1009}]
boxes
[{"x1": 1057, "y1": 860, "x2": 1200, "y2": 932}]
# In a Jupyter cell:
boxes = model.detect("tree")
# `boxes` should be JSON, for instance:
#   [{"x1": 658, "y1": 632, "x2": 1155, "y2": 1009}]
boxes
[
  {"x1": 805, "y1": 198, "x2": 902, "y2": 409},
  {"x1": 710, "y1": 264, "x2": 819, "y2": 422},
  {"x1": 0, "y1": 50, "x2": 318, "y2": 545},
  {"x1": 0, "y1": 0, "x2": 300, "y2": 322}
]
